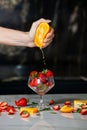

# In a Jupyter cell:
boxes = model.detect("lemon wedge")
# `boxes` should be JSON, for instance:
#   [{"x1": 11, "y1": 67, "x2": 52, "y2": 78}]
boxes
[
  {"x1": 60, "y1": 105, "x2": 74, "y2": 113},
  {"x1": 20, "y1": 107, "x2": 39, "y2": 115}
]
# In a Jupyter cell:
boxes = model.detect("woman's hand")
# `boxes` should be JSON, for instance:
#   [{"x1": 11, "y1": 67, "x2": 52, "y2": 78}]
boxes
[{"x1": 28, "y1": 18, "x2": 55, "y2": 48}]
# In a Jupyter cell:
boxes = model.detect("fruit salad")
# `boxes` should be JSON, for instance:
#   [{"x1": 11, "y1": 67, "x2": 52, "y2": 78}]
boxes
[{"x1": 28, "y1": 69, "x2": 55, "y2": 96}]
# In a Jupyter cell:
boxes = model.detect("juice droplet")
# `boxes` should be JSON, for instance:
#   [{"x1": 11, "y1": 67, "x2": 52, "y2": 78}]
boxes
[{"x1": 40, "y1": 48, "x2": 46, "y2": 67}]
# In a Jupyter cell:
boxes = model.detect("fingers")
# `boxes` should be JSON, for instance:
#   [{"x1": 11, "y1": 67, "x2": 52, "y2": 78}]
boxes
[
  {"x1": 43, "y1": 28, "x2": 55, "y2": 47},
  {"x1": 29, "y1": 18, "x2": 51, "y2": 40},
  {"x1": 33, "y1": 18, "x2": 51, "y2": 27},
  {"x1": 42, "y1": 39, "x2": 53, "y2": 48},
  {"x1": 29, "y1": 18, "x2": 54, "y2": 48}
]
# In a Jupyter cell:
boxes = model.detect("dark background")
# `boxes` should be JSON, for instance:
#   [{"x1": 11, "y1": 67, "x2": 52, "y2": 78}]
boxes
[{"x1": 0, "y1": 0, "x2": 87, "y2": 94}]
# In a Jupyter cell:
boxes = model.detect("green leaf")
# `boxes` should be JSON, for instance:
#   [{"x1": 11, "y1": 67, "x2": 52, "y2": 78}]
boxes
[
  {"x1": 40, "y1": 107, "x2": 51, "y2": 111},
  {"x1": 77, "y1": 108, "x2": 81, "y2": 113},
  {"x1": 27, "y1": 98, "x2": 29, "y2": 103},
  {"x1": 32, "y1": 102, "x2": 38, "y2": 105}
]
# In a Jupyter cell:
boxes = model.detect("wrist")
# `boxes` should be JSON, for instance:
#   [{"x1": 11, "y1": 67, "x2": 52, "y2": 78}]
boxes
[{"x1": 26, "y1": 32, "x2": 36, "y2": 48}]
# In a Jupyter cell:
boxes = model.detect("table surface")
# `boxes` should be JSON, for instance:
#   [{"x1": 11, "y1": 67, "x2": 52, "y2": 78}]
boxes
[{"x1": 0, "y1": 94, "x2": 87, "y2": 130}]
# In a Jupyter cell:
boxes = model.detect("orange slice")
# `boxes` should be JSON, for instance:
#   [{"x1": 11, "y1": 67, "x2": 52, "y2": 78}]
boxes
[
  {"x1": 20, "y1": 107, "x2": 39, "y2": 115},
  {"x1": 34, "y1": 22, "x2": 50, "y2": 48},
  {"x1": 60, "y1": 105, "x2": 74, "y2": 113},
  {"x1": 74, "y1": 100, "x2": 87, "y2": 108}
]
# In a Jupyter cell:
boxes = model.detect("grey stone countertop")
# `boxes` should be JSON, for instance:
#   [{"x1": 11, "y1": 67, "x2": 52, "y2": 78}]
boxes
[{"x1": 0, "y1": 94, "x2": 87, "y2": 130}]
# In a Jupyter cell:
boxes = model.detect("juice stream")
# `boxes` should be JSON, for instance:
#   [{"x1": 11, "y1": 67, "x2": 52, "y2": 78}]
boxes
[{"x1": 40, "y1": 49, "x2": 46, "y2": 68}]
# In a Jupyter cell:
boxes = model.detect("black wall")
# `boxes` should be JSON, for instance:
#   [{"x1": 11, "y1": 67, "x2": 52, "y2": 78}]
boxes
[{"x1": 0, "y1": 0, "x2": 87, "y2": 93}]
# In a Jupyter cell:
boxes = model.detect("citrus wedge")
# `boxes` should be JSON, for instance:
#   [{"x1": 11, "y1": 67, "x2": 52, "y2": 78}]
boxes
[
  {"x1": 20, "y1": 107, "x2": 39, "y2": 115},
  {"x1": 74, "y1": 100, "x2": 87, "y2": 108},
  {"x1": 34, "y1": 22, "x2": 50, "y2": 48},
  {"x1": 60, "y1": 105, "x2": 74, "y2": 113}
]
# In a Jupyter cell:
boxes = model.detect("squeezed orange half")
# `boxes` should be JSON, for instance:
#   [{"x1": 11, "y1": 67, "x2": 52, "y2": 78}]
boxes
[{"x1": 34, "y1": 22, "x2": 50, "y2": 48}]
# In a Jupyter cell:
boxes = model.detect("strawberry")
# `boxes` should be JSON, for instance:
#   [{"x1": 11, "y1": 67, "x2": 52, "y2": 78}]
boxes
[
  {"x1": 81, "y1": 105, "x2": 87, "y2": 109},
  {"x1": 15, "y1": 97, "x2": 28, "y2": 107},
  {"x1": 0, "y1": 108, "x2": 2, "y2": 112},
  {"x1": 29, "y1": 78, "x2": 39, "y2": 87},
  {"x1": 52, "y1": 105, "x2": 60, "y2": 111},
  {"x1": 20, "y1": 110, "x2": 30, "y2": 118},
  {"x1": 38, "y1": 72, "x2": 47, "y2": 83},
  {"x1": 45, "y1": 69, "x2": 53, "y2": 77},
  {"x1": 45, "y1": 81, "x2": 53, "y2": 87},
  {"x1": 64, "y1": 101, "x2": 71, "y2": 106},
  {"x1": 80, "y1": 109, "x2": 87, "y2": 115},
  {"x1": 29, "y1": 70, "x2": 38, "y2": 78},
  {"x1": 49, "y1": 99, "x2": 55, "y2": 105},
  {"x1": 6, "y1": 105, "x2": 16, "y2": 114},
  {"x1": 0, "y1": 101, "x2": 8, "y2": 111},
  {"x1": 0, "y1": 101, "x2": 8, "y2": 107}
]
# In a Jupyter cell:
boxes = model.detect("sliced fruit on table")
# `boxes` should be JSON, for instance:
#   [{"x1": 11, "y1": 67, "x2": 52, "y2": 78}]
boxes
[
  {"x1": 20, "y1": 107, "x2": 39, "y2": 115},
  {"x1": 49, "y1": 99, "x2": 55, "y2": 105},
  {"x1": 52, "y1": 105, "x2": 60, "y2": 111},
  {"x1": 80, "y1": 109, "x2": 87, "y2": 115},
  {"x1": 60, "y1": 105, "x2": 74, "y2": 113},
  {"x1": 0, "y1": 101, "x2": 8, "y2": 111},
  {"x1": 6, "y1": 105, "x2": 16, "y2": 114},
  {"x1": 74, "y1": 100, "x2": 87, "y2": 108},
  {"x1": 15, "y1": 97, "x2": 29, "y2": 107},
  {"x1": 20, "y1": 110, "x2": 30, "y2": 118},
  {"x1": 64, "y1": 101, "x2": 71, "y2": 106}
]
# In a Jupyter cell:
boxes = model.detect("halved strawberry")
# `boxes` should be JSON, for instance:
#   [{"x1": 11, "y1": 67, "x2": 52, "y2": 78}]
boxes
[
  {"x1": 0, "y1": 101, "x2": 8, "y2": 107},
  {"x1": 6, "y1": 105, "x2": 16, "y2": 114},
  {"x1": 64, "y1": 101, "x2": 71, "y2": 106},
  {"x1": 49, "y1": 99, "x2": 55, "y2": 105},
  {"x1": 52, "y1": 105, "x2": 60, "y2": 111},
  {"x1": 80, "y1": 109, "x2": 87, "y2": 115},
  {"x1": 20, "y1": 110, "x2": 30, "y2": 118},
  {"x1": 81, "y1": 105, "x2": 87, "y2": 109},
  {"x1": 0, "y1": 101, "x2": 8, "y2": 111},
  {"x1": 0, "y1": 107, "x2": 2, "y2": 112}
]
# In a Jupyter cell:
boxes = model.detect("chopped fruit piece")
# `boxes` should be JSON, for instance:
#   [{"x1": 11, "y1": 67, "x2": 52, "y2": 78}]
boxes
[
  {"x1": 15, "y1": 97, "x2": 28, "y2": 107},
  {"x1": 64, "y1": 101, "x2": 71, "y2": 106},
  {"x1": 49, "y1": 99, "x2": 55, "y2": 105},
  {"x1": 0, "y1": 101, "x2": 8, "y2": 111},
  {"x1": 20, "y1": 107, "x2": 39, "y2": 115},
  {"x1": 74, "y1": 100, "x2": 87, "y2": 108},
  {"x1": 52, "y1": 105, "x2": 60, "y2": 111},
  {"x1": 20, "y1": 110, "x2": 30, "y2": 118},
  {"x1": 82, "y1": 105, "x2": 87, "y2": 109},
  {"x1": 6, "y1": 105, "x2": 16, "y2": 114},
  {"x1": 80, "y1": 109, "x2": 87, "y2": 115},
  {"x1": 60, "y1": 105, "x2": 74, "y2": 113},
  {"x1": 0, "y1": 101, "x2": 8, "y2": 107}
]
